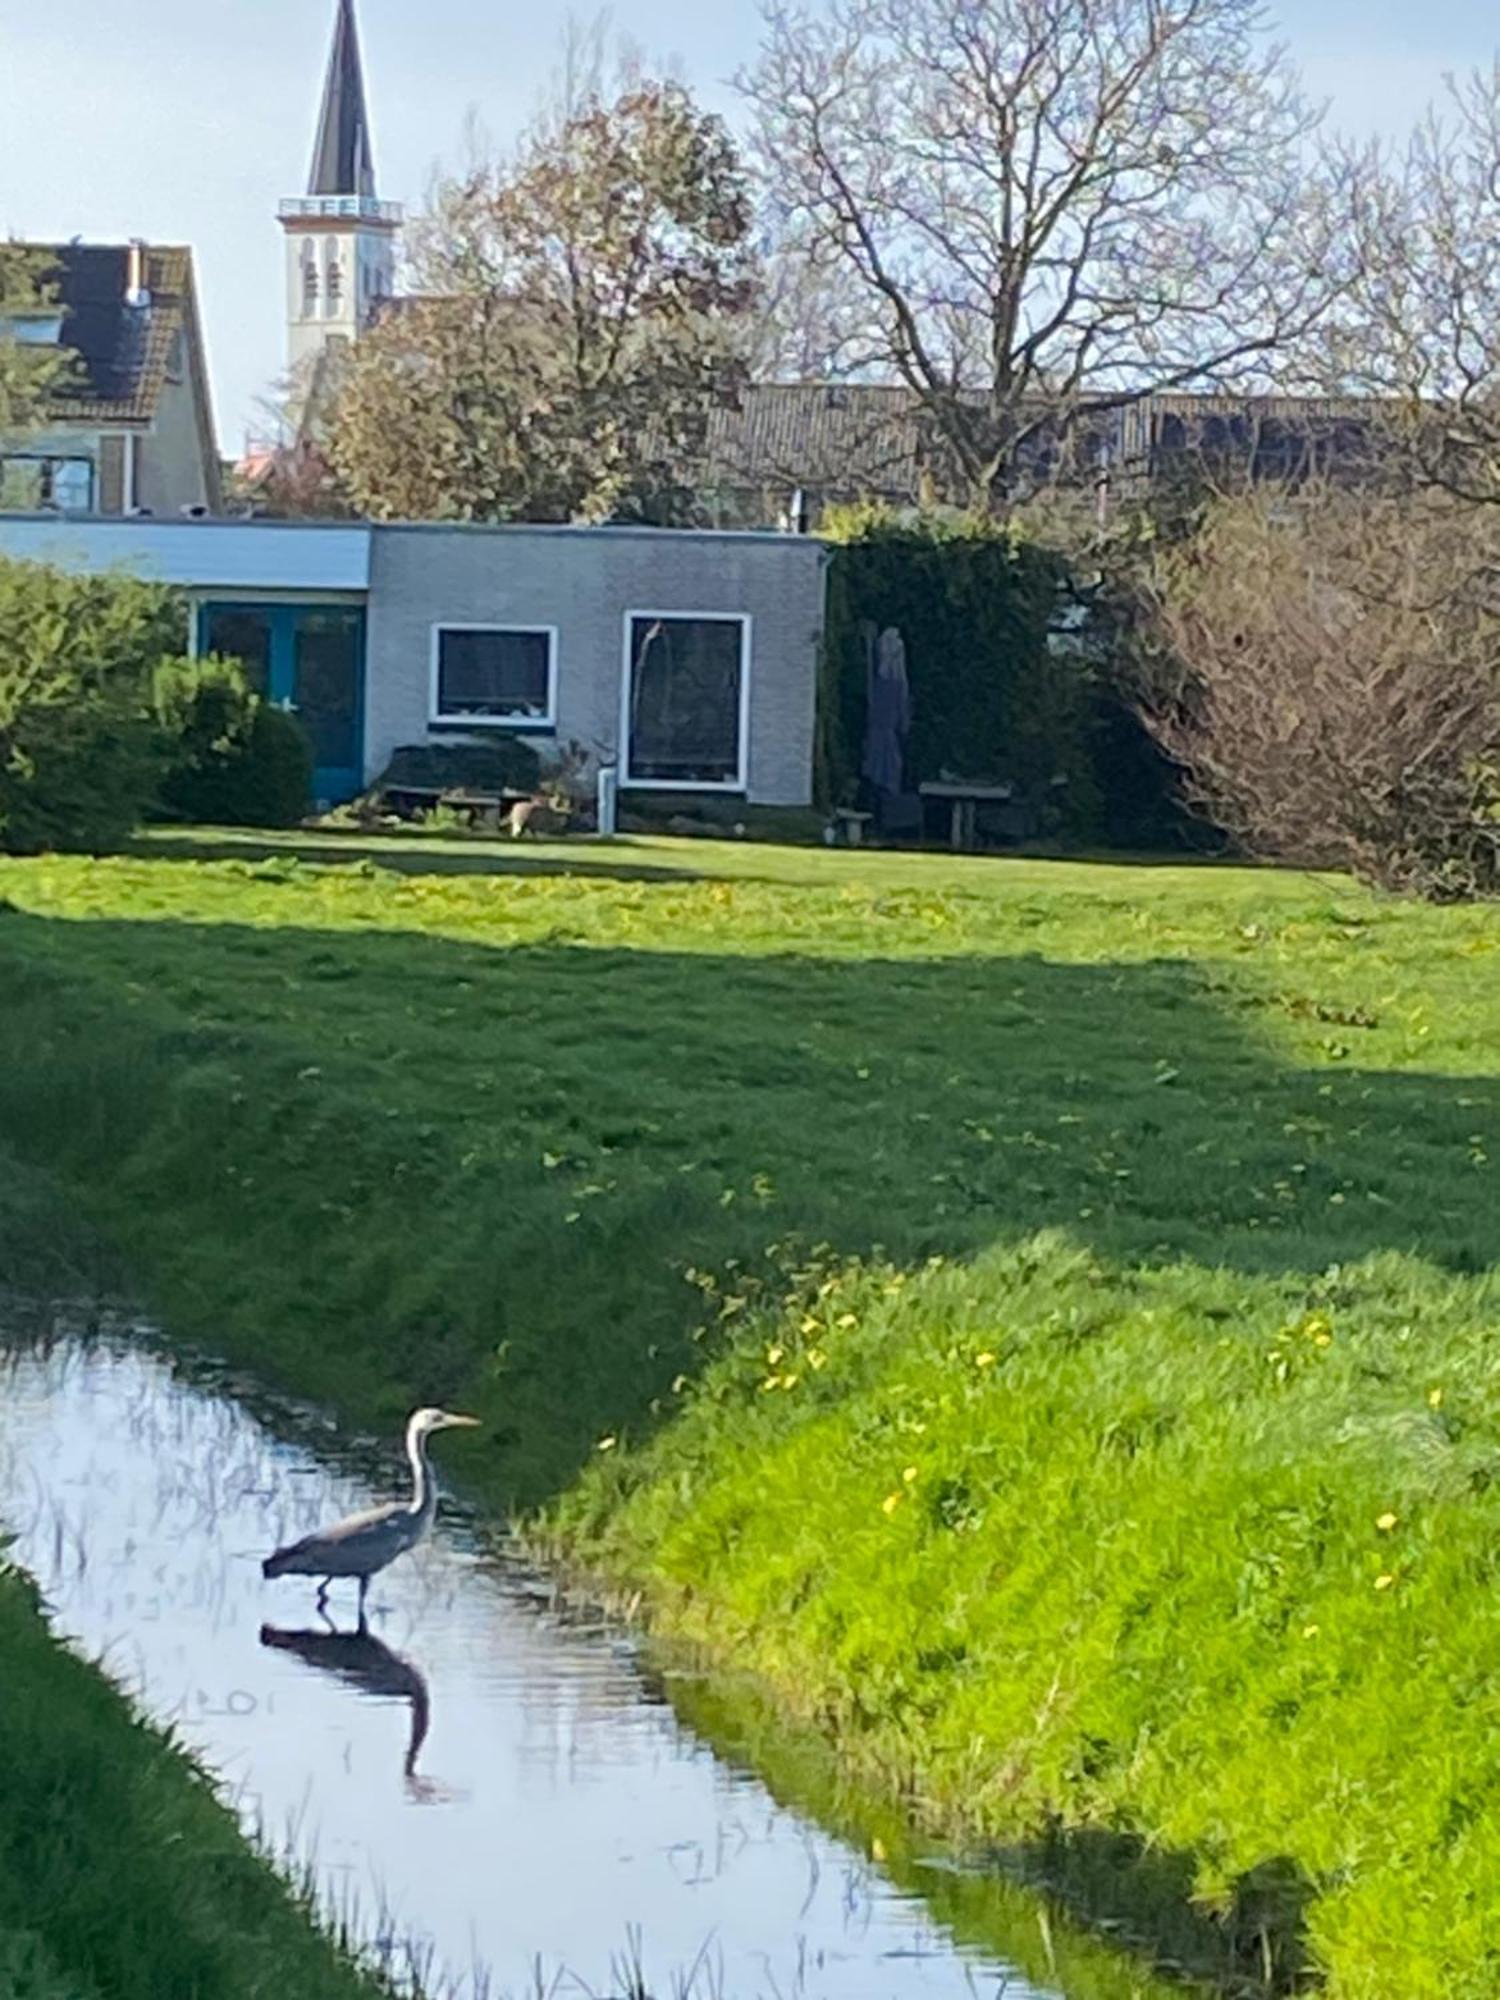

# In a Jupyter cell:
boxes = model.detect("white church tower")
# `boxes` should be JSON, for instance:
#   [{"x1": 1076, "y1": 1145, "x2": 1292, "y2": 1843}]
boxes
[{"x1": 279, "y1": 0, "x2": 401, "y2": 385}]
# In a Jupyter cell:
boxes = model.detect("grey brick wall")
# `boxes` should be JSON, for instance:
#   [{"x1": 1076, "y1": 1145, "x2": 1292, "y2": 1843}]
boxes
[{"x1": 364, "y1": 524, "x2": 827, "y2": 806}]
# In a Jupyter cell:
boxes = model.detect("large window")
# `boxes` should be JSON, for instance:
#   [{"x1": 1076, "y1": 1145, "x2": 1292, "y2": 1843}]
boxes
[
  {"x1": 431, "y1": 625, "x2": 555, "y2": 727},
  {"x1": 624, "y1": 613, "x2": 748, "y2": 788}
]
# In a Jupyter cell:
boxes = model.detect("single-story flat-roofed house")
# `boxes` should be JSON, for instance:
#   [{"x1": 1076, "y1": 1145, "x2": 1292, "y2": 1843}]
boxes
[{"x1": 0, "y1": 515, "x2": 827, "y2": 811}]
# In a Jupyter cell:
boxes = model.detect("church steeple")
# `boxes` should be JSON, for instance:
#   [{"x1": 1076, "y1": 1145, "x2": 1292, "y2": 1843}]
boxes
[
  {"x1": 307, "y1": 0, "x2": 377, "y2": 200},
  {"x1": 279, "y1": 0, "x2": 401, "y2": 393}
]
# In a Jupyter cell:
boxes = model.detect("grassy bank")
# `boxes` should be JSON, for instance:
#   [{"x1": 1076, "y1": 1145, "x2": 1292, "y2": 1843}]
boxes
[
  {"x1": 1, "y1": 831, "x2": 1498, "y2": 1995},
  {"x1": 0, "y1": 1163, "x2": 389, "y2": 2000},
  {"x1": 0, "y1": 1549, "x2": 388, "y2": 2000}
]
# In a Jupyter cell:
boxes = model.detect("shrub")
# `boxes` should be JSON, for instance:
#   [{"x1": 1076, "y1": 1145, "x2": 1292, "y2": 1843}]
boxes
[
  {"x1": 815, "y1": 506, "x2": 1175, "y2": 845},
  {"x1": 153, "y1": 655, "x2": 311, "y2": 828},
  {"x1": 1132, "y1": 489, "x2": 1500, "y2": 898},
  {"x1": 374, "y1": 739, "x2": 544, "y2": 797},
  {"x1": 0, "y1": 558, "x2": 179, "y2": 855}
]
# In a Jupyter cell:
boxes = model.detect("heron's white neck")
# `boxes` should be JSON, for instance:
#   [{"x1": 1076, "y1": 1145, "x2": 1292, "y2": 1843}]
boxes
[{"x1": 404, "y1": 1419, "x2": 438, "y2": 1518}]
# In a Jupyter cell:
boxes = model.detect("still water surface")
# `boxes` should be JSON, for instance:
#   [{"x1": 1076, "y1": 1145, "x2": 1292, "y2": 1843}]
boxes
[{"x1": 0, "y1": 1326, "x2": 1055, "y2": 2000}]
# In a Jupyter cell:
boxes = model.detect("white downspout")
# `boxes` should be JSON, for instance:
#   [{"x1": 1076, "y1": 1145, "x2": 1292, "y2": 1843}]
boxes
[{"x1": 124, "y1": 432, "x2": 139, "y2": 514}]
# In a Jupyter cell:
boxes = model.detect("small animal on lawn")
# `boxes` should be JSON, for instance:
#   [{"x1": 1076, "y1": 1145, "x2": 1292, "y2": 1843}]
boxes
[{"x1": 262, "y1": 1407, "x2": 480, "y2": 1615}]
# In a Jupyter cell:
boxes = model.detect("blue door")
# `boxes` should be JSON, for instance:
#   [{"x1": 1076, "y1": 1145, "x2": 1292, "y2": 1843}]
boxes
[{"x1": 198, "y1": 602, "x2": 365, "y2": 806}]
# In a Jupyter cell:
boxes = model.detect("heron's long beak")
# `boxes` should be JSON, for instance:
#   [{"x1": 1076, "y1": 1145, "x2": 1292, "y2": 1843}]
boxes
[{"x1": 441, "y1": 1413, "x2": 481, "y2": 1429}]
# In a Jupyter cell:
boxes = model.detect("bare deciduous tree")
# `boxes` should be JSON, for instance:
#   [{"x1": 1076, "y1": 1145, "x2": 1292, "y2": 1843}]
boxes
[
  {"x1": 742, "y1": 0, "x2": 1339, "y2": 512},
  {"x1": 1322, "y1": 67, "x2": 1500, "y2": 509},
  {"x1": 1130, "y1": 489, "x2": 1500, "y2": 898}
]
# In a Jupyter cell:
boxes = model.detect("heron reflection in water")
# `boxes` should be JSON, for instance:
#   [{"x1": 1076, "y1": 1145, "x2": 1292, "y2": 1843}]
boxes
[
  {"x1": 262, "y1": 1407, "x2": 479, "y2": 1617},
  {"x1": 260, "y1": 1619, "x2": 446, "y2": 1800}
]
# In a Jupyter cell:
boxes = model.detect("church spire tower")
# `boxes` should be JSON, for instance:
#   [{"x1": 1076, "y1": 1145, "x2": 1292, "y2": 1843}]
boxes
[{"x1": 280, "y1": 0, "x2": 400, "y2": 384}]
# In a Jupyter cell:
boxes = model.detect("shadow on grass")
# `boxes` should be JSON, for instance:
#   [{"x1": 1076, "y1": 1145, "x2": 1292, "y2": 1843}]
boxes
[
  {"x1": 0, "y1": 907, "x2": 1495, "y2": 1497},
  {"x1": 129, "y1": 830, "x2": 718, "y2": 886}
]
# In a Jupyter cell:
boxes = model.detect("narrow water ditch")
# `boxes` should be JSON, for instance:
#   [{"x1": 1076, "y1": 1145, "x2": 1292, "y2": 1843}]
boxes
[{"x1": 0, "y1": 1319, "x2": 1158, "y2": 2000}]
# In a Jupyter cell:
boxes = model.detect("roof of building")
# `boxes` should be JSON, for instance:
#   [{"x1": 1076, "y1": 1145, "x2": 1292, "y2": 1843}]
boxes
[
  {"x1": 697, "y1": 381, "x2": 1380, "y2": 502},
  {"x1": 36, "y1": 242, "x2": 199, "y2": 427},
  {"x1": 308, "y1": 0, "x2": 377, "y2": 199},
  {"x1": 699, "y1": 383, "x2": 934, "y2": 500}
]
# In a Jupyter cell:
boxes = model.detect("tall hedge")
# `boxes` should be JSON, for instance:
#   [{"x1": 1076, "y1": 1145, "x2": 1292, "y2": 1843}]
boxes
[
  {"x1": 818, "y1": 509, "x2": 1096, "y2": 829},
  {"x1": 819, "y1": 507, "x2": 1191, "y2": 848}
]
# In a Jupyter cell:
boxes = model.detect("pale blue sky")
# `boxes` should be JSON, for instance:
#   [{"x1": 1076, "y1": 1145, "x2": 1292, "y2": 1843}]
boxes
[{"x1": 1, "y1": 0, "x2": 1494, "y2": 451}]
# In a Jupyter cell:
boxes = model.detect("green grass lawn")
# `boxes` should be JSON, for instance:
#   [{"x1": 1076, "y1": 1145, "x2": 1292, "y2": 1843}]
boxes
[{"x1": 1, "y1": 829, "x2": 1498, "y2": 1996}]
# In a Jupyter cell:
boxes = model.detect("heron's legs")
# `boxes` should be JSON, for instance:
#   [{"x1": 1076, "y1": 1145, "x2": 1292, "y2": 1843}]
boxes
[
  {"x1": 357, "y1": 1574, "x2": 370, "y2": 1627},
  {"x1": 316, "y1": 1577, "x2": 330, "y2": 1614}
]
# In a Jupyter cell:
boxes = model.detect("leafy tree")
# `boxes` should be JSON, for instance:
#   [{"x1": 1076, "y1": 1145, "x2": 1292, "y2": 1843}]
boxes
[
  {"x1": 0, "y1": 559, "x2": 180, "y2": 854},
  {"x1": 0, "y1": 243, "x2": 74, "y2": 444},
  {"x1": 742, "y1": 0, "x2": 1340, "y2": 513},
  {"x1": 330, "y1": 75, "x2": 756, "y2": 524}
]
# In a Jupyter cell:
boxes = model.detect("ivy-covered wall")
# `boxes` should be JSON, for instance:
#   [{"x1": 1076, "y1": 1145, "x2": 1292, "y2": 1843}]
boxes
[{"x1": 818, "y1": 509, "x2": 1190, "y2": 848}]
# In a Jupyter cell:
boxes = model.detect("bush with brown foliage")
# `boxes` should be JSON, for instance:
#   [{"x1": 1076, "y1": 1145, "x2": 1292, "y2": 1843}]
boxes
[{"x1": 1130, "y1": 491, "x2": 1500, "y2": 899}]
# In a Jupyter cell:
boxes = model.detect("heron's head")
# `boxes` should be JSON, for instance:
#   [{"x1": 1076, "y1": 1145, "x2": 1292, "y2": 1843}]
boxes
[{"x1": 410, "y1": 1406, "x2": 482, "y2": 1438}]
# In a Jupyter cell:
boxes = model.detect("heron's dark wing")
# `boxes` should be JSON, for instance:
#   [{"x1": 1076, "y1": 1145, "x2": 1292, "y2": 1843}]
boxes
[{"x1": 268, "y1": 1500, "x2": 408, "y2": 1565}]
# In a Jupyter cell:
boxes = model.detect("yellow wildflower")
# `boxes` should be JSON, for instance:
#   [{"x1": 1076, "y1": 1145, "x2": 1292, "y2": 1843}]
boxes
[
  {"x1": 974, "y1": 1351, "x2": 997, "y2": 1369},
  {"x1": 1374, "y1": 1573, "x2": 1395, "y2": 1591},
  {"x1": 1302, "y1": 1624, "x2": 1320, "y2": 1639},
  {"x1": 836, "y1": 1312, "x2": 858, "y2": 1329},
  {"x1": 881, "y1": 1491, "x2": 903, "y2": 1516},
  {"x1": 902, "y1": 1465, "x2": 919, "y2": 1484},
  {"x1": 1428, "y1": 1387, "x2": 1444, "y2": 1409},
  {"x1": 597, "y1": 1435, "x2": 617, "y2": 1452},
  {"x1": 1376, "y1": 1512, "x2": 1398, "y2": 1533}
]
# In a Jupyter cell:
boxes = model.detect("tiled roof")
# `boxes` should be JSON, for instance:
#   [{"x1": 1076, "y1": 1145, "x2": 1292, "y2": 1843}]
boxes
[
  {"x1": 699, "y1": 383, "x2": 936, "y2": 499},
  {"x1": 697, "y1": 382, "x2": 1380, "y2": 502},
  {"x1": 38, "y1": 243, "x2": 196, "y2": 426}
]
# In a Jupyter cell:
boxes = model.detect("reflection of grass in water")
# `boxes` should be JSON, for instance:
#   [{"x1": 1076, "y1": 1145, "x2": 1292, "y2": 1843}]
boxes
[
  {"x1": 2, "y1": 841, "x2": 1500, "y2": 1993},
  {"x1": 653, "y1": 1658, "x2": 1181, "y2": 2000}
]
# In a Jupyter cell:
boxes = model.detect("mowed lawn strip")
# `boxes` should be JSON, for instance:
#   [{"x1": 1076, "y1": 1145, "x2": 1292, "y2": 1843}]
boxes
[{"x1": 1, "y1": 834, "x2": 1498, "y2": 1995}]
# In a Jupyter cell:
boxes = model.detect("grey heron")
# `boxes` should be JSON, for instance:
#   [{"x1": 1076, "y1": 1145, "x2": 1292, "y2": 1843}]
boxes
[{"x1": 261, "y1": 1406, "x2": 479, "y2": 1615}]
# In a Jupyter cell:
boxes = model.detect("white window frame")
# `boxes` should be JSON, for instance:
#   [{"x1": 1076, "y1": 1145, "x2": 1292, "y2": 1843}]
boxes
[
  {"x1": 429, "y1": 622, "x2": 558, "y2": 731},
  {"x1": 619, "y1": 609, "x2": 751, "y2": 793}
]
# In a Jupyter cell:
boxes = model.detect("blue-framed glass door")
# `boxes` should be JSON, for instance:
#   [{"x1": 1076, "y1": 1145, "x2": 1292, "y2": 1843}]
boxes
[{"x1": 198, "y1": 602, "x2": 365, "y2": 805}]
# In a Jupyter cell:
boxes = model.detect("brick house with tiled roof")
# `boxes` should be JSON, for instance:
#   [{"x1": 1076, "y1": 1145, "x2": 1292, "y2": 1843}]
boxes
[{"x1": 1, "y1": 240, "x2": 221, "y2": 517}]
